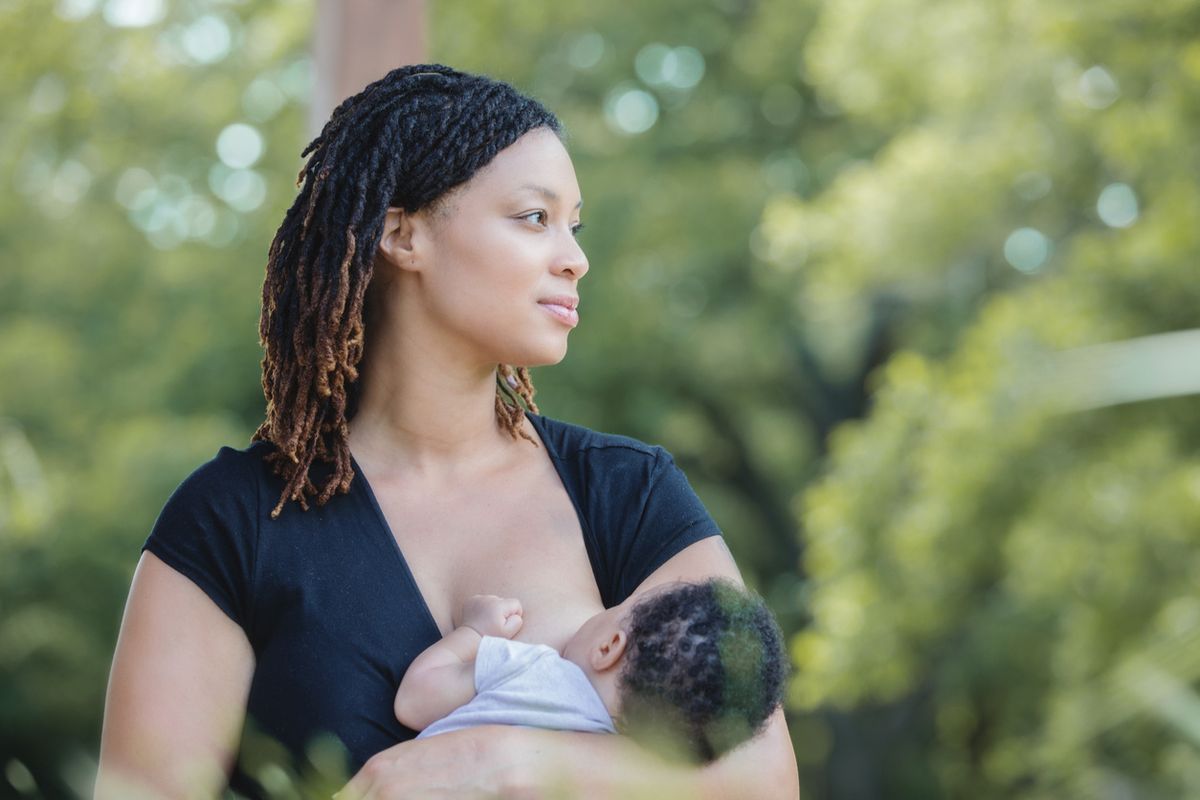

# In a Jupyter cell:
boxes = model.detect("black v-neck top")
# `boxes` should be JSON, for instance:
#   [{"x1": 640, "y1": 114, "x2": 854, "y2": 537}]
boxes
[{"x1": 141, "y1": 414, "x2": 722, "y2": 796}]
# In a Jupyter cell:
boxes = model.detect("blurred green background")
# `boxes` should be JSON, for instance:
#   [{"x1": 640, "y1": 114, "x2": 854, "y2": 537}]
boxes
[{"x1": 3, "y1": 0, "x2": 1200, "y2": 797}]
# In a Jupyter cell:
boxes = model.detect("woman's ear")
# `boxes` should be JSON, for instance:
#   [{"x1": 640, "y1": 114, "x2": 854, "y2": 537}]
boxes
[
  {"x1": 377, "y1": 206, "x2": 424, "y2": 273},
  {"x1": 590, "y1": 630, "x2": 628, "y2": 672}
]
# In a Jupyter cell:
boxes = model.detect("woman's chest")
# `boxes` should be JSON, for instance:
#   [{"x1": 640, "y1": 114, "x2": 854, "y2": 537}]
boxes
[
  {"x1": 369, "y1": 462, "x2": 604, "y2": 650},
  {"x1": 241, "y1": 460, "x2": 608, "y2": 772}
]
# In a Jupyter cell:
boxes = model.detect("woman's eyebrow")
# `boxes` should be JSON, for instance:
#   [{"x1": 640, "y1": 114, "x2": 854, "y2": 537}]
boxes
[{"x1": 519, "y1": 182, "x2": 583, "y2": 209}]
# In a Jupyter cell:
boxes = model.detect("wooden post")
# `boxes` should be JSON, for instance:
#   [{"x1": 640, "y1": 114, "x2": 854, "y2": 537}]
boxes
[{"x1": 311, "y1": 0, "x2": 428, "y2": 133}]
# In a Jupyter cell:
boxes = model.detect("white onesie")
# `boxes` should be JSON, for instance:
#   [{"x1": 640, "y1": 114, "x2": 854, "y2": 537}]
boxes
[{"x1": 417, "y1": 636, "x2": 617, "y2": 738}]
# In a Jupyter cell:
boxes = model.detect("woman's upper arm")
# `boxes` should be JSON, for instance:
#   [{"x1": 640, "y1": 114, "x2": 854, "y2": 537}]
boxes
[
  {"x1": 633, "y1": 534, "x2": 744, "y2": 594},
  {"x1": 632, "y1": 538, "x2": 800, "y2": 799},
  {"x1": 699, "y1": 709, "x2": 799, "y2": 800},
  {"x1": 97, "y1": 551, "x2": 255, "y2": 800}
]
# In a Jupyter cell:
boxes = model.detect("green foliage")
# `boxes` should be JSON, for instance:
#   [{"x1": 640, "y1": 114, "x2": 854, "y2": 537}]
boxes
[
  {"x1": 788, "y1": 0, "x2": 1200, "y2": 795},
  {"x1": 1, "y1": 0, "x2": 311, "y2": 793}
]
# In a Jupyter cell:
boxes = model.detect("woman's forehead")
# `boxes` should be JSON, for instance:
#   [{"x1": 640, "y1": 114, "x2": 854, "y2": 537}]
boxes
[{"x1": 466, "y1": 129, "x2": 581, "y2": 203}]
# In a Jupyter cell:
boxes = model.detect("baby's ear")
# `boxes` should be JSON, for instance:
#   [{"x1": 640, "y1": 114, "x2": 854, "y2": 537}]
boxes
[{"x1": 590, "y1": 630, "x2": 628, "y2": 672}]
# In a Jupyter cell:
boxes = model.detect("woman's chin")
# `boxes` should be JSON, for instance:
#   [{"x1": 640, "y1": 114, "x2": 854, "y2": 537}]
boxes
[{"x1": 503, "y1": 341, "x2": 570, "y2": 369}]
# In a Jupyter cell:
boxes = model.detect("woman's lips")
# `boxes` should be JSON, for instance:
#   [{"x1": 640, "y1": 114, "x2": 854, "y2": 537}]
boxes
[{"x1": 538, "y1": 301, "x2": 580, "y2": 328}]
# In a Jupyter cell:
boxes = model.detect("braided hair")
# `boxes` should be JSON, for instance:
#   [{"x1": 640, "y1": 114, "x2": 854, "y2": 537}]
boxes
[
  {"x1": 617, "y1": 579, "x2": 788, "y2": 762},
  {"x1": 254, "y1": 64, "x2": 560, "y2": 518}
]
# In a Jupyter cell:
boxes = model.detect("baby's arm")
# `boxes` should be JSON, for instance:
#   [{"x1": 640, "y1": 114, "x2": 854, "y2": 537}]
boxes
[{"x1": 394, "y1": 594, "x2": 523, "y2": 731}]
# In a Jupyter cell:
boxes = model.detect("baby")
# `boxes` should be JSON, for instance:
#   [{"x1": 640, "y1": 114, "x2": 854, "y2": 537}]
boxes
[{"x1": 394, "y1": 577, "x2": 787, "y2": 762}]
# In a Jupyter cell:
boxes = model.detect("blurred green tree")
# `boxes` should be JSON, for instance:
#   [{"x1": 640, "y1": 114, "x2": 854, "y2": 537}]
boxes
[
  {"x1": 1, "y1": 1, "x2": 312, "y2": 793},
  {"x1": 781, "y1": 0, "x2": 1200, "y2": 796}
]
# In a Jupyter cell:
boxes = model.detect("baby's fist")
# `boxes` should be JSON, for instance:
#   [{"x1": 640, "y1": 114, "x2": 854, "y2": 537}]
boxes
[{"x1": 461, "y1": 594, "x2": 523, "y2": 639}]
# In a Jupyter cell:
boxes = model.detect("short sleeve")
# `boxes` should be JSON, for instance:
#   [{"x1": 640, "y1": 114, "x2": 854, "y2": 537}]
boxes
[
  {"x1": 141, "y1": 448, "x2": 259, "y2": 631},
  {"x1": 474, "y1": 637, "x2": 546, "y2": 693},
  {"x1": 614, "y1": 447, "x2": 722, "y2": 601}
]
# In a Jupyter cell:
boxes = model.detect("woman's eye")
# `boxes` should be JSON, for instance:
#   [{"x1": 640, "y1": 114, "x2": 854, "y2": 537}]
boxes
[
  {"x1": 571, "y1": 222, "x2": 585, "y2": 238},
  {"x1": 520, "y1": 211, "x2": 548, "y2": 226}
]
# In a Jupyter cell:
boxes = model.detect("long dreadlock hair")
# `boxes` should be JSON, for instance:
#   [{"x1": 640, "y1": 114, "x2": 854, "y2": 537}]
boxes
[{"x1": 254, "y1": 64, "x2": 561, "y2": 519}]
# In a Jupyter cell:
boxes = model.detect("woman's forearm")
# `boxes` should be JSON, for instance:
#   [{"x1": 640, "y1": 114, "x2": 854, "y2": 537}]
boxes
[
  {"x1": 339, "y1": 710, "x2": 799, "y2": 799},
  {"x1": 499, "y1": 709, "x2": 799, "y2": 800}
]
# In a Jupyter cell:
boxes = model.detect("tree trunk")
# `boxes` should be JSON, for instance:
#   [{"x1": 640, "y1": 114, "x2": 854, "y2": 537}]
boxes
[{"x1": 311, "y1": 0, "x2": 427, "y2": 132}]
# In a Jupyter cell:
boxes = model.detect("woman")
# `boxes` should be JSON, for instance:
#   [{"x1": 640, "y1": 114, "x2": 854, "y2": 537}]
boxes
[{"x1": 97, "y1": 65, "x2": 798, "y2": 799}]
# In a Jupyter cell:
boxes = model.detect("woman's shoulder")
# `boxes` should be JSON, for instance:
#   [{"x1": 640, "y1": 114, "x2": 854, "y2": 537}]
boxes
[
  {"x1": 189, "y1": 438, "x2": 276, "y2": 477},
  {"x1": 164, "y1": 439, "x2": 278, "y2": 506},
  {"x1": 145, "y1": 441, "x2": 277, "y2": 632},
  {"x1": 527, "y1": 413, "x2": 664, "y2": 463}
]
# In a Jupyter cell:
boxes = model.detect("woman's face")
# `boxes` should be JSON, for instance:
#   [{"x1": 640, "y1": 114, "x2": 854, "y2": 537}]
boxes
[{"x1": 408, "y1": 127, "x2": 588, "y2": 368}]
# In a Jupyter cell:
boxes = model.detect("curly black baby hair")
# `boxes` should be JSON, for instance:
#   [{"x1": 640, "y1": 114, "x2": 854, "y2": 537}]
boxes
[
  {"x1": 617, "y1": 578, "x2": 788, "y2": 762},
  {"x1": 254, "y1": 64, "x2": 561, "y2": 518}
]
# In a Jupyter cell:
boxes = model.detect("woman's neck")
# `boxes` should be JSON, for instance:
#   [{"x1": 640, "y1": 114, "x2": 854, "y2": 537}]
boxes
[
  {"x1": 348, "y1": 370, "x2": 518, "y2": 481},
  {"x1": 345, "y1": 315, "x2": 525, "y2": 480}
]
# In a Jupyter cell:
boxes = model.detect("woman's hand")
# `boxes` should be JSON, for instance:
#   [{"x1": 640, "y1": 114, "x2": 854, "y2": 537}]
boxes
[
  {"x1": 335, "y1": 722, "x2": 797, "y2": 800},
  {"x1": 335, "y1": 727, "x2": 529, "y2": 800},
  {"x1": 336, "y1": 726, "x2": 631, "y2": 800}
]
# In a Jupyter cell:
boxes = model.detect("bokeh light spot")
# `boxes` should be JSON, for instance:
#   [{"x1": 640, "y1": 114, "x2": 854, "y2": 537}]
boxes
[
  {"x1": 635, "y1": 44, "x2": 705, "y2": 90},
  {"x1": 568, "y1": 32, "x2": 605, "y2": 69},
  {"x1": 1012, "y1": 171, "x2": 1052, "y2": 202},
  {"x1": 1096, "y1": 183, "x2": 1138, "y2": 228},
  {"x1": 4, "y1": 760, "x2": 35, "y2": 794},
  {"x1": 604, "y1": 87, "x2": 659, "y2": 135},
  {"x1": 178, "y1": 194, "x2": 217, "y2": 239},
  {"x1": 761, "y1": 84, "x2": 803, "y2": 126},
  {"x1": 51, "y1": 160, "x2": 92, "y2": 206},
  {"x1": 243, "y1": 77, "x2": 286, "y2": 121},
  {"x1": 277, "y1": 57, "x2": 314, "y2": 101},
  {"x1": 666, "y1": 47, "x2": 705, "y2": 89},
  {"x1": 1003, "y1": 227, "x2": 1051, "y2": 273},
  {"x1": 29, "y1": 75, "x2": 68, "y2": 116},
  {"x1": 212, "y1": 167, "x2": 267, "y2": 212},
  {"x1": 114, "y1": 167, "x2": 156, "y2": 210},
  {"x1": 762, "y1": 151, "x2": 809, "y2": 193},
  {"x1": 181, "y1": 14, "x2": 232, "y2": 64},
  {"x1": 635, "y1": 43, "x2": 672, "y2": 85},
  {"x1": 1078, "y1": 65, "x2": 1120, "y2": 110},
  {"x1": 102, "y1": 0, "x2": 165, "y2": 28},
  {"x1": 55, "y1": 0, "x2": 100, "y2": 21},
  {"x1": 216, "y1": 123, "x2": 264, "y2": 169}
]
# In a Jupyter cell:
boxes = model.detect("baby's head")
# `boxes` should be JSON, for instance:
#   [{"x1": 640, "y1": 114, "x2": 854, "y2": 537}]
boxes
[{"x1": 561, "y1": 578, "x2": 788, "y2": 762}]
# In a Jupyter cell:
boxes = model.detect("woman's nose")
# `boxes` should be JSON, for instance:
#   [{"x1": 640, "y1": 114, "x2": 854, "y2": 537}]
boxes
[{"x1": 553, "y1": 235, "x2": 589, "y2": 280}]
